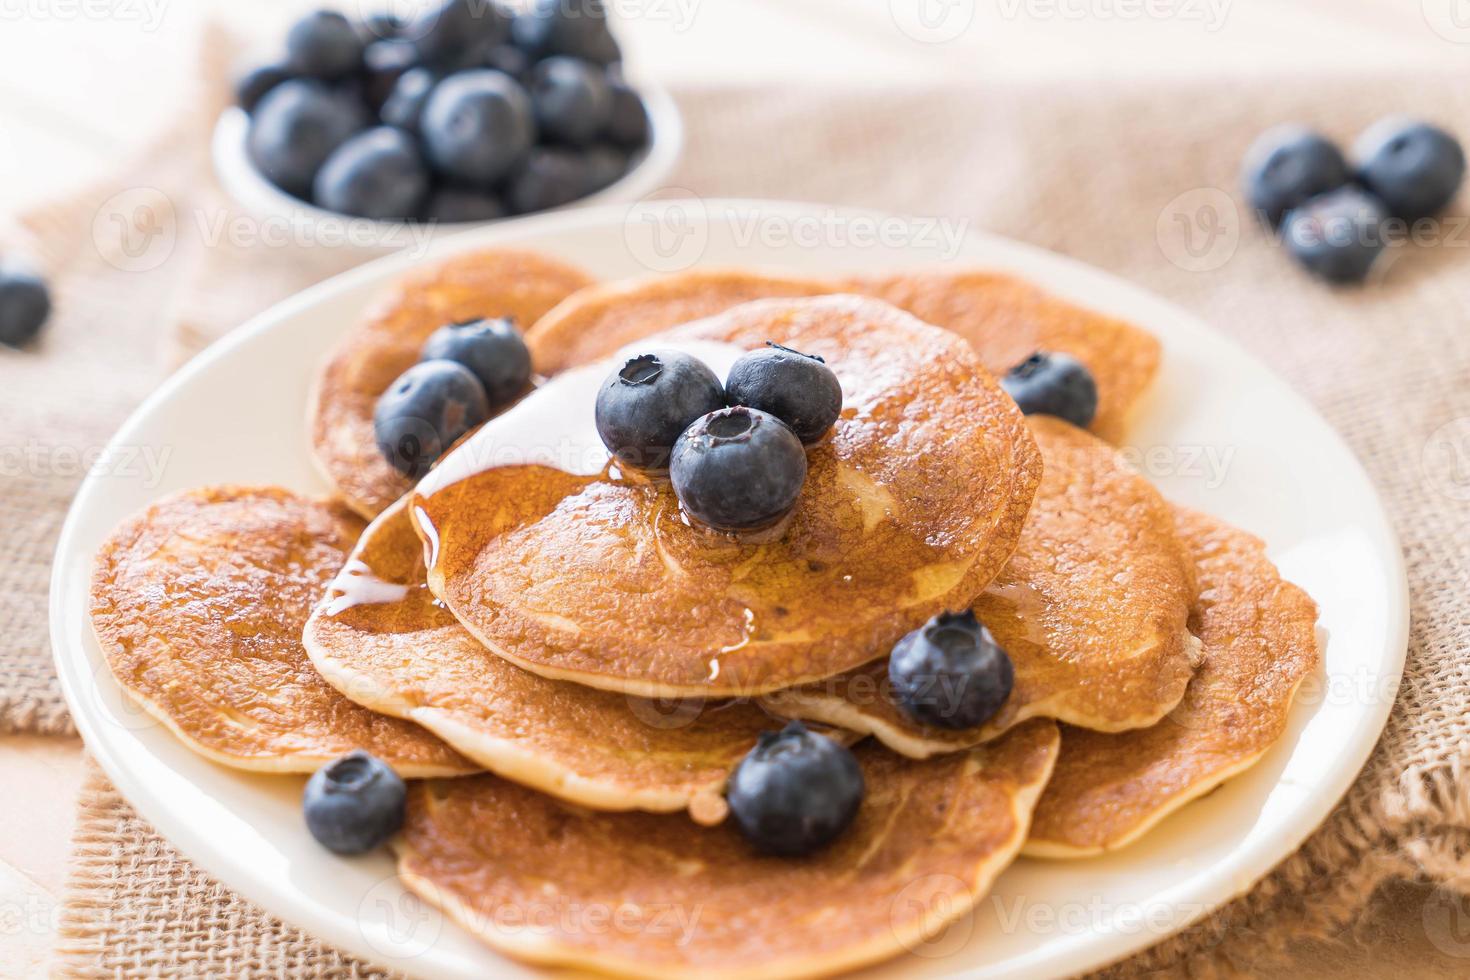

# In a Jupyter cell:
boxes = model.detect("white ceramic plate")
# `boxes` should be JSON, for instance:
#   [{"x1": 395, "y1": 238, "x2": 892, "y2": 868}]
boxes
[{"x1": 51, "y1": 201, "x2": 1407, "y2": 979}]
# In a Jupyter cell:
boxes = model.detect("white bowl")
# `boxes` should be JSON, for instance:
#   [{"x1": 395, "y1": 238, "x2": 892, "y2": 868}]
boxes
[{"x1": 211, "y1": 82, "x2": 682, "y2": 242}]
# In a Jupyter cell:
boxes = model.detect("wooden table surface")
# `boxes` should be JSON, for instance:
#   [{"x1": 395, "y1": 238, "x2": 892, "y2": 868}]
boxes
[{"x1": 4, "y1": 1, "x2": 1468, "y2": 976}]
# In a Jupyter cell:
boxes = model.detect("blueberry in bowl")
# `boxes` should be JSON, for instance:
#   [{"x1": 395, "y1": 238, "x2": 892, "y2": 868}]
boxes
[
  {"x1": 0, "y1": 263, "x2": 52, "y2": 348},
  {"x1": 726, "y1": 721, "x2": 865, "y2": 857},
  {"x1": 724, "y1": 342, "x2": 842, "y2": 444},
  {"x1": 219, "y1": 1, "x2": 665, "y2": 226},
  {"x1": 420, "y1": 317, "x2": 532, "y2": 405},
  {"x1": 312, "y1": 126, "x2": 431, "y2": 220},
  {"x1": 670, "y1": 407, "x2": 808, "y2": 532},
  {"x1": 374, "y1": 360, "x2": 491, "y2": 478},
  {"x1": 1241, "y1": 125, "x2": 1350, "y2": 228},
  {"x1": 1281, "y1": 185, "x2": 1388, "y2": 284},
  {"x1": 594, "y1": 350, "x2": 726, "y2": 470},
  {"x1": 1352, "y1": 117, "x2": 1465, "y2": 223},
  {"x1": 1000, "y1": 351, "x2": 1098, "y2": 428},
  {"x1": 303, "y1": 750, "x2": 406, "y2": 854},
  {"x1": 889, "y1": 610, "x2": 1014, "y2": 729}
]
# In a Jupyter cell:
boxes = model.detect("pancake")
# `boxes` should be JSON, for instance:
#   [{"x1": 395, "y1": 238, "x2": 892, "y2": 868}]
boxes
[
  {"x1": 413, "y1": 295, "x2": 1043, "y2": 697},
  {"x1": 1024, "y1": 508, "x2": 1320, "y2": 857},
  {"x1": 303, "y1": 497, "x2": 780, "y2": 824},
  {"x1": 761, "y1": 415, "x2": 1199, "y2": 756},
  {"x1": 844, "y1": 270, "x2": 1161, "y2": 442},
  {"x1": 89, "y1": 486, "x2": 473, "y2": 776},
  {"x1": 309, "y1": 249, "x2": 594, "y2": 519},
  {"x1": 524, "y1": 268, "x2": 832, "y2": 374},
  {"x1": 394, "y1": 719, "x2": 1060, "y2": 979}
]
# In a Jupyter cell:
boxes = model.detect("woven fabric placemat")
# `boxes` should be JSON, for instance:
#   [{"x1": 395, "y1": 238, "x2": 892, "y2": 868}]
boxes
[{"x1": 45, "y1": 31, "x2": 1470, "y2": 980}]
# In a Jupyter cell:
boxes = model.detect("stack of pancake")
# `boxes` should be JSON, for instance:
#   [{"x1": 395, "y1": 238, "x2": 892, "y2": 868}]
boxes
[{"x1": 89, "y1": 250, "x2": 1320, "y2": 978}]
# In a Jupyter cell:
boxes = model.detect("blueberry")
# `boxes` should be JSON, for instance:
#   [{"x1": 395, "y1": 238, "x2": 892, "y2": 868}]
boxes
[
  {"x1": 247, "y1": 80, "x2": 367, "y2": 198},
  {"x1": 1281, "y1": 186, "x2": 1388, "y2": 284},
  {"x1": 1000, "y1": 351, "x2": 1098, "y2": 428},
  {"x1": 726, "y1": 721, "x2": 863, "y2": 857},
  {"x1": 512, "y1": 0, "x2": 621, "y2": 65},
  {"x1": 888, "y1": 610, "x2": 1013, "y2": 729},
  {"x1": 529, "y1": 56, "x2": 611, "y2": 146},
  {"x1": 604, "y1": 78, "x2": 648, "y2": 148},
  {"x1": 421, "y1": 317, "x2": 530, "y2": 404},
  {"x1": 724, "y1": 342, "x2": 842, "y2": 445},
  {"x1": 313, "y1": 127, "x2": 429, "y2": 220},
  {"x1": 361, "y1": 39, "x2": 419, "y2": 110},
  {"x1": 424, "y1": 185, "x2": 507, "y2": 223},
  {"x1": 671, "y1": 407, "x2": 807, "y2": 531},
  {"x1": 303, "y1": 750, "x2": 406, "y2": 854},
  {"x1": 594, "y1": 349, "x2": 725, "y2": 470},
  {"x1": 1241, "y1": 125, "x2": 1350, "y2": 227},
  {"x1": 379, "y1": 67, "x2": 438, "y2": 134},
  {"x1": 503, "y1": 148, "x2": 589, "y2": 213},
  {"x1": 235, "y1": 63, "x2": 292, "y2": 114},
  {"x1": 1353, "y1": 117, "x2": 1465, "y2": 222},
  {"x1": 285, "y1": 10, "x2": 364, "y2": 80},
  {"x1": 580, "y1": 143, "x2": 628, "y2": 194},
  {"x1": 407, "y1": 0, "x2": 510, "y2": 68},
  {"x1": 374, "y1": 360, "x2": 490, "y2": 476},
  {"x1": 0, "y1": 266, "x2": 51, "y2": 348},
  {"x1": 421, "y1": 69, "x2": 535, "y2": 184}
]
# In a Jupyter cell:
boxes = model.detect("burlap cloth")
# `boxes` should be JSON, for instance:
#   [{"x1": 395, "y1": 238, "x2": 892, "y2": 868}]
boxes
[{"x1": 24, "y1": 12, "x2": 1470, "y2": 980}]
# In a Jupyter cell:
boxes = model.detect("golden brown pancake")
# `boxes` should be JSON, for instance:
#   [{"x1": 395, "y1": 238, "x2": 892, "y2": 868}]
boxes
[
  {"x1": 524, "y1": 268, "x2": 832, "y2": 374},
  {"x1": 761, "y1": 416, "x2": 1199, "y2": 755},
  {"x1": 309, "y1": 249, "x2": 594, "y2": 519},
  {"x1": 414, "y1": 295, "x2": 1043, "y2": 697},
  {"x1": 89, "y1": 486, "x2": 473, "y2": 776},
  {"x1": 303, "y1": 497, "x2": 780, "y2": 824},
  {"x1": 1024, "y1": 508, "x2": 1319, "y2": 857},
  {"x1": 395, "y1": 720, "x2": 1059, "y2": 979},
  {"x1": 844, "y1": 270, "x2": 1161, "y2": 442}
]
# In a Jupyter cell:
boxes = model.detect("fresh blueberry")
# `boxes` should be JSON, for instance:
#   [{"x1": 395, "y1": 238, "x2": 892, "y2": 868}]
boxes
[
  {"x1": 1241, "y1": 125, "x2": 1350, "y2": 227},
  {"x1": 1353, "y1": 117, "x2": 1465, "y2": 222},
  {"x1": 285, "y1": 10, "x2": 364, "y2": 80},
  {"x1": 303, "y1": 750, "x2": 406, "y2": 854},
  {"x1": 313, "y1": 127, "x2": 430, "y2": 220},
  {"x1": 407, "y1": 0, "x2": 510, "y2": 68},
  {"x1": 671, "y1": 407, "x2": 807, "y2": 531},
  {"x1": 888, "y1": 610, "x2": 1014, "y2": 729},
  {"x1": 247, "y1": 80, "x2": 366, "y2": 198},
  {"x1": 529, "y1": 56, "x2": 611, "y2": 146},
  {"x1": 374, "y1": 360, "x2": 490, "y2": 476},
  {"x1": 724, "y1": 342, "x2": 842, "y2": 445},
  {"x1": 1281, "y1": 186, "x2": 1388, "y2": 284},
  {"x1": 726, "y1": 721, "x2": 864, "y2": 857},
  {"x1": 1000, "y1": 351, "x2": 1098, "y2": 428},
  {"x1": 604, "y1": 78, "x2": 648, "y2": 148},
  {"x1": 421, "y1": 69, "x2": 535, "y2": 184},
  {"x1": 482, "y1": 43, "x2": 531, "y2": 81},
  {"x1": 421, "y1": 317, "x2": 530, "y2": 404},
  {"x1": 379, "y1": 67, "x2": 438, "y2": 134},
  {"x1": 235, "y1": 63, "x2": 293, "y2": 114},
  {"x1": 512, "y1": 0, "x2": 621, "y2": 65},
  {"x1": 424, "y1": 185, "x2": 507, "y2": 223},
  {"x1": 580, "y1": 144, "x2": 628, "y2": 194},
  {"x1": 0, "y1": 266, "x2": 51, "y2": 348},
  {"x1": 503, "y1": 148, "x2": 589, "y2": 213},
  {"x1": 361, "y1": 39, "x2": 419, "y2": 110},
  {"x1": 594, "y1": 349, "x2": 726, "y2": 470}
]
